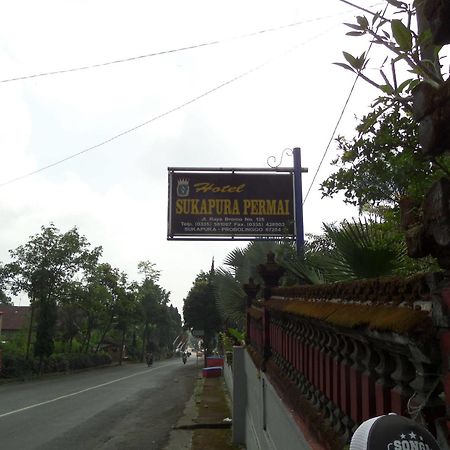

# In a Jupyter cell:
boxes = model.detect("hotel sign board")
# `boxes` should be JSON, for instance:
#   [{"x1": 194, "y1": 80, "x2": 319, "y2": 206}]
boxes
[{"x1": 167, "y1": 171, "x2": 295, "y2": 239}]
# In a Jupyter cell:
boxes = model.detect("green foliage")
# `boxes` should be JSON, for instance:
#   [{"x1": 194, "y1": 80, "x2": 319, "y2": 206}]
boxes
[
  {"x1": 0, "y1": 226, "x2": 182, "y2": 370},
  {"x1": 327, "y1": 4, "x2": 449, "y2": 275},
  {"x1": 321, "y1": 106, "x2": 450, "y2": 210},
  {"x1": 34, "y1": 300, "x2": 58, "y2": 359},
  {"x1": 336, "y1": 2, "x2": 447, "y2": 111},
  {"x1": 214, "y1": 269, "x2": 246, "y2": 329},
  {"x1": 222, "y1": 241, "x2": 280, "y2": 284},
  {"x1": 282, "y1": 257, "x2": 327, "y2": 285},
  {"x1": 183, "y1": 272, "x2": 222, "y2": 354},
  {"x1": 283, "y1": 219, "x2": 411, "y2": 283},
  {"x1": 227, "y1": 327, "x2": 245, "y2": 344},
  {"x1": 218, "y1": 329, "x2": 243, "y2": 365},
  {"x1": 137, "y1": 260, "x2": 161, "y2": 282},
  {"x1": 1, "y1": 353, "x2": 35, "y2": 378},
  {"x1": 213, "y1": 241, "x2": 297, "y2": 330},
  {"x1": 0, "y1": 289, "x2": 11, "y2": 304},
  {"x1": 320, "y1": 219, "x2": 406, "y2": 280},
  {"x1": 3, "y1": 224, "x2": 102, "y2": 359},
  {"x1": 138, "y1": 275, "x2": 181, "y2": 358},
  {"x1": 218, "y1": 332, "x2": 233, "y2": 354},
  {"x1": 0, "y1": 329, "x2": 28, "y2": 354},
  {"x1": 1, "y1": 224, "x2": 181, "y2": 366},
  {"x1": 0, "y1": 350, "x2": 112, "y2": 379},
  {"x1": 0, "y1": 266, "x2": 11, "y2": 304},
  {"x1": 391, "y1": 19, "x2": 413, "y2": 51},
  {"x1": 5, "y1": 224, "x2": 101, "y2": 300}
]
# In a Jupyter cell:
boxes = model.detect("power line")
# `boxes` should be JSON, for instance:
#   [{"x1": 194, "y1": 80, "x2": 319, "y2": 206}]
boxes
[
  {"x1": 302, "y1": 2, "x2": 389, "y2": 205},
  {"x1": 0, "y1": 41, "x2": 220, "y2": 84},
  {"x1": 339, "y1": 0, "x2": 383, "y2": 18},
  {"x1": 0, "y1": 6, "x2": 383, "y2": 84},
  {"x1": 0, "y1": 27, "x2": 337, "y2": 189},
  {"x1": 302, "y1": 75, "x2": 360, "y2": 205}
]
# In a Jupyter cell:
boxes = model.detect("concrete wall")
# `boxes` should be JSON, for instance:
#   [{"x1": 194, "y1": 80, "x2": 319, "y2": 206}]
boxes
[
  {"x1": 223, "y1": 355, "x2": 233, "y2": 394},
  {"x1": 232, "y1": 346, "x2": 312, "y2": 450}
]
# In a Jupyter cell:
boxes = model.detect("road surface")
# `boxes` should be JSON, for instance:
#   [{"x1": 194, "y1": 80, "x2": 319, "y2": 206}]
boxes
[{"x1": 0, "y1": 357, "x2": 198, "y2": 450}]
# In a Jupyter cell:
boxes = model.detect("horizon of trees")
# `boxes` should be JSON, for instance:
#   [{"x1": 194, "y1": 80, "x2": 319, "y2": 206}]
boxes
[{"x1": 0, "y1": 223, "x2": 182, "y2": 365}]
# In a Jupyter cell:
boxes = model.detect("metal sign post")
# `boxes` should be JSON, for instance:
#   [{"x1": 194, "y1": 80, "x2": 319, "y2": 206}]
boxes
[{"x1": 293, "y1": 148, "x2": 305, "y2": 258}]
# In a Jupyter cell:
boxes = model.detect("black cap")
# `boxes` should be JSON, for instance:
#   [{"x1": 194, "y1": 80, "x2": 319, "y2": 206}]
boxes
[{"x1": 350, "y1": 414, "x2": 440, "y2": 450}]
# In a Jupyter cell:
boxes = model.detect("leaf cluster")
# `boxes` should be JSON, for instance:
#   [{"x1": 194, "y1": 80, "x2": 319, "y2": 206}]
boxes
[
  {"x1": 320, "y1": 106, "x2": 450, "y2": 210},
  {"x1": 283, "y1": 218, "x2": 411, "y2": 284},
  {"x1": 335, "y1": 1, "x2": 447, "y2": 112},
  {"x1": 183, "y1": 274, "x2": 222, "y2": 352}
]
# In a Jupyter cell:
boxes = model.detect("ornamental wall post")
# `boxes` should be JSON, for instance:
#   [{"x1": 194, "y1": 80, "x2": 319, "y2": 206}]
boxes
[
  {"x1": 243, "y1": 278, "x2": 260, "y2": 346},
  {"x1": 257, "y1": 252, "x2": 285, "y2": 367}
]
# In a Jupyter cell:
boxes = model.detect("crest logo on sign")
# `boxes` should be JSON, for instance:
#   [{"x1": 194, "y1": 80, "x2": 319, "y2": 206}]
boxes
[{"x1": 177, "y1": 178, "x2": 189, "y2": 197}]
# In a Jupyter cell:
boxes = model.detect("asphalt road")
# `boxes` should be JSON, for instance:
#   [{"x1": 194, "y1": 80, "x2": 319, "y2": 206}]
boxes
[{"x1": 0, "y1": 357, "x2": 198, "y2": 450}]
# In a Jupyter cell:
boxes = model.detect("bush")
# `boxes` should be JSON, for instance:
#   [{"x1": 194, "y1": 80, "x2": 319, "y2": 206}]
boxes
[
  {"x1": 126, "y1": 346, "x2": 141, "y2": 362},
  {"x1": 64, "y1": 352, "x2": 112, "y2": 371},
  {"x1": 0, "y1": 351, "x2": 112, "y2": 379},
  {"x1": 67, "y1": 353, "x2": 91, "y2": 370},
  {"x1": 1, "y1": 352, "x2": 36, "y2": 378}
]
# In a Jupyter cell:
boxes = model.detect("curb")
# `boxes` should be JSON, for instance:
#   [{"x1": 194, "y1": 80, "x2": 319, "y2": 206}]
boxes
[{"x1": 164, "y1": 373, "x2": 204, "y2": 450}]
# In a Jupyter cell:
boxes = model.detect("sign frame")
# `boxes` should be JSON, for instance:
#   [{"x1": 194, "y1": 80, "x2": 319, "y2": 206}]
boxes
[{"x1": 167, "y1": 167, "x2": 305, "y2": 241}]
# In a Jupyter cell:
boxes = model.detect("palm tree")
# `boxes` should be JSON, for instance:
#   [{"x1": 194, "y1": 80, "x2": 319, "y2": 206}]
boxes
[
  {"x1": 283, "y1": 218, "x2": 408, "y2": 283},
  {"x1": 214, "y1": 269, "x2": 246, "y2": 330},
  {"x1": 214, "y1": 240, "x2": 289, "y2": 331},
  {"x1": 221, "y1": 240, "x2": 280, "y2": 283},
  {"x1": 214, "y1": 219, "x2": 429, "y2": 333}
]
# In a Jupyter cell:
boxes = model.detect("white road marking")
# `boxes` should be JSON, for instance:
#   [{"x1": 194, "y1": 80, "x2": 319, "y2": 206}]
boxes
[{"x1": 0, "y1": 361, "x2": 175, "y2": 419}]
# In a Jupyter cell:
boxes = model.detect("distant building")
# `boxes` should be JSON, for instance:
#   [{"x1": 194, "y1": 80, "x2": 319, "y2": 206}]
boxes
[{"x1": 0, "y1": 305, "x2": 30, "y2": 337}]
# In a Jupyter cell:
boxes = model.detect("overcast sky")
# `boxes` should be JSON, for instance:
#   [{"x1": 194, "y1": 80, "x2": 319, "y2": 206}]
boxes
[{"x1": 0, "y1": 0, "x2": 391, "y2": 312}]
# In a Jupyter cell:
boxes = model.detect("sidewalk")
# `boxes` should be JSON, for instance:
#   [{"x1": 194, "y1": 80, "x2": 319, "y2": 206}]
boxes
[{"x1": 165, "y1": 368, "x2": 244, "y2": 450}]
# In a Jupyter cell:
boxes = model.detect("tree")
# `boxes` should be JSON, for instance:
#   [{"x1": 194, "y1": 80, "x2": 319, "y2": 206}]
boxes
[
  {"x1": 137, "y1": 260, "x2": 161, "y2": 282},
  {"x1": 3, "y1": 224, "x2": 101, "y2": 360},
  {"x1": 329, "y1": 2, "x2": 450, "y2": 269},
  {"x1": 183, "y1": 270, "x2": 222, "y2": 355},
  {"x1": 136, "y1": 262, "x2": 181, "y2": 359},
  {"x1": 335, "y1": 1, "x2": 447, "y2": 114},
  {"x1": 221, "y1": 241, "x2": 280, "y2": 284},
  {"x1": 93, "y1": 263, "x2": 123, "y2": 352},
  {"x1": 327, "y1": 1, "x2": 450, "y2": 214},
  {"x1": 139, "y1": 277, "x2": 166, "y2": 356},
  {"x1": 320, "y1": 105, "x2": 450, "y2": 212},
  {"x1": 114, "y1": 274, "x2": 139, "y2": 365},
  {"x1": 57, "y1": 284, "x2": 84, "y2": 352},
  {"x1": 214, "y1": 241, "x2": 282, "y2": 330},
  {"x1": 282, "y1": 219, "x2": 418, "y2": 283},
  {"x1": 77, "y1": 272, "x2": 109, "y2": 353},
  {"x1": 0, "y1": 264, "x2": 12, "y2": 304},
  {"x1": 214, "y1": 269, "x2": 246, "y2": 330},
  {"x1": 213, "y1": 241, "x2": 299, "y2": 331},
  {"x1": 164, "y1": 305, "x2": 182, "y2": 351},
  {"x1": 0, "y1": 289, "x2": 12, "y2": 304},
  {"x1": 0, "y1": 266, "x2": 12, "y2": 305}
]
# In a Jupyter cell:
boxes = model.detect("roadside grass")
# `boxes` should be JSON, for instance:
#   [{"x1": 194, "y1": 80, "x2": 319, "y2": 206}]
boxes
[{"x1": 192, "y1": 375, "x2": 244, "y2": 450}]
